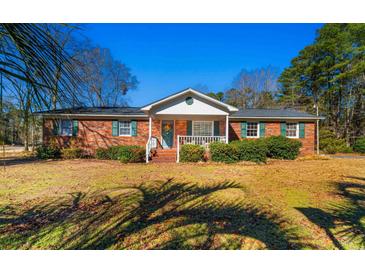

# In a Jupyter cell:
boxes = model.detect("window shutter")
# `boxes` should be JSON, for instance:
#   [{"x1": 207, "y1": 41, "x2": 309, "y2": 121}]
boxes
[
  {"x1": 187, "y1": 120, "x2": 192, "y2": 135},
  {"x1": 72, "y1": 120, "x2": 78, "y2": 136},
  {"x1": 241, "y1": 121, "x2": 247, "y2": 138},
  {"x1": 112, "y1": 121, "x2": 119, "y2": 136},
  {"x1": 299, "y1": 122, "x2": 305, "y2": 138},
  {"x1": 280, "y1": 122, "x2": 286, "y2": 137},
  {"x1": 131, "y1": 120, "x2": 137, "y2": 136},
  {"x1": 52, "y1": 120, "x2": 59, "y2": 136},
  {"x1": 214, "y1": 121, "x2": 220, "y2": 136},
  {"x1": 259, "y1": 122, "x2": 265, "y2": 138}
]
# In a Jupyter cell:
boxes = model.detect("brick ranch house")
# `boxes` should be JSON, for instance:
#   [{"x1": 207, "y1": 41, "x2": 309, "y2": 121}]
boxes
[{"x1": 38, "y1": 88, "x2": 323, "y2": 163}]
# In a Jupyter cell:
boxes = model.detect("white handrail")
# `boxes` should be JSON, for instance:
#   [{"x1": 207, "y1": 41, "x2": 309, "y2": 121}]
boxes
[{"x1": 145, "y1": 136, "x2": 158, "y2": 163}]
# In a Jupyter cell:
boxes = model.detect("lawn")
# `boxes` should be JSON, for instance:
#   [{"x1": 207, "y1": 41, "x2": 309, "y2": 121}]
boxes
[{"x1": 0, "y1": 157, "x2": 364, "y2": 249}]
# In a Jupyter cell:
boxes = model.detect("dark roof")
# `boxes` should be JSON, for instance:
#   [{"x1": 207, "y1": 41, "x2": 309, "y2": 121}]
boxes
[
  {"x1": 35, "y1": 106, "x2": 145, "y2": 116},
  {"x1": 35, "y1": 106, "x2": 323, "y2": 119},
  {"x1": 231, "y1": 108, "x2": 323, "y2": 119}
]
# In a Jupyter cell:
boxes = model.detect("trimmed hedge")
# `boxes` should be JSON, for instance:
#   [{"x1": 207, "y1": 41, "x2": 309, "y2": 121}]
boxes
[
  {"x1": 36, "y1": 145, "x2": 61, "y2": 159},
  {"x1": 118, "y1": 146, "x2": 145, "y2": 163},
  {"x1": 209, "y1": 142, "x2": 238, "y2": 163},
  {"x1": 180, "y1": 144, "x2": 205, "y2": 162},
  {"x1": 231, "y1": 139, "x2": 268, "y2": 163},
  {"x1": 264, "y1": 136, "x2": 302, "y2": 160},
  {"x1": 95, "y1": 145, "x2": 145, "y2": 163},
  {"x1": 353, "y1": 137, "x2": 365, "y2": 154},
  {"x1": 61, "y1": 148, "x2": 83, "y2": 159}
]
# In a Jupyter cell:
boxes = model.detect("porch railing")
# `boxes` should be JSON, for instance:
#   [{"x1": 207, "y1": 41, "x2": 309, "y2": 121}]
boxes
[
  {"x1": 145, "y1": 136, "x2": 160, "y2": 163},
  {"x1": 176, "y1": 135, "x2": 226, "y2": 163}
]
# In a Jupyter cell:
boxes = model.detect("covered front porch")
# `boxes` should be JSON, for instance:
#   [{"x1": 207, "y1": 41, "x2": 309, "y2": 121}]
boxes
[
  {"x1": 145, "y1": 115, "x2": 229, "y2": 163},
  {"x1": 140, "y1": 88, "x2": 238, "y2": 162}
]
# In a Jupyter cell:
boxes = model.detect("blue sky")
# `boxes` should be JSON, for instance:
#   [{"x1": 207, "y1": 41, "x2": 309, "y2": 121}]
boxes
[{"x1": 83, "y1": 23, "x2": 322, "y2": 106}]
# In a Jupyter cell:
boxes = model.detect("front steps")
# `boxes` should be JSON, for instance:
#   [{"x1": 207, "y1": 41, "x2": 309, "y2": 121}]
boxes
[{"x1": 150, "y1": 148, "x2": 177, "y2": 163}]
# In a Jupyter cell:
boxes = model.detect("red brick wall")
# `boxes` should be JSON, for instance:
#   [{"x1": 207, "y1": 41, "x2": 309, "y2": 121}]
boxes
[
  {"x1": 43, "y1": 118, "x2": 150, "y2": 154},
  {"x1": 228, "y1": 120, "x2": 316, "y2": 155},
  {"x1": 43, "y1": 118, "x2": 316, "y2": 155}
]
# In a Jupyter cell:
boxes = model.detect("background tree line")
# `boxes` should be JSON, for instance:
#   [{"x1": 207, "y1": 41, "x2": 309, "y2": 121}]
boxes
[
  {"x1": 0, "y1": 24, "x2": 138, "y2": 150},
  {"x1": 207, "y1": 23, "x2": 364, "y2": 146}
]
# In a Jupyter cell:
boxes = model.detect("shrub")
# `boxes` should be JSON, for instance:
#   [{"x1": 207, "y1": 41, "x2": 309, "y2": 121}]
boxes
[
  {"x1": 95, "y1": 145, "x2": 145, "y2": 162},
  {"x1": 320, "y1": 137, "x2": 352, "y2": 154},
  {"x1": 36, "y1": 145, "x2": 61, "y2": 159},
  {"x1": 230, "y1": 139, "x2": 268, "y2": 163},
  {"x1": 61, "y1": 148, "x2": 83, "y2": 159},
  {"x1": 180, "y1": 144, "x2": 205, "y2": 162},
  {"x1": 118, "y1": 145, "x2": 145, "y2": 163},
  {"x1": 95, "y1": 148, "x2": 110, "y2": 159},
  {"x1": 209, "y1": 142, "x2": 239, "y2": 163},
  {"x1": 353, "y1": 137, "x2": 365, "y2": 154},
  {"x1": 264, "y1": 136, "x2": 302, "y2": 160}
]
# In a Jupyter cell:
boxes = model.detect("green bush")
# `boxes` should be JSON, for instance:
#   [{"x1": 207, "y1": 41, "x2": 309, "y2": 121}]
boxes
[
  {"x1": 36, "y1": 145, "x2": 61, "y2": 159},
  {"x1": 180, "y1": 144, "x2": 205, "y2": 162},
  {"x1": 118, "y1": 145, "x2": 145, "y2": 163},
  {"x1": 230, "y1": 139, "x2": 268, "y2": 163},
  {"x1": 320, "y1": 137, "x2": 352, "y2": 154},
  {"x1": 209, "y1": 142, "x2": 239, "y2": 163},
  {"x1": 353, "y1": 137, "x2": 365, "y2": 154},
  {"x1": 264, "y1": 136, "x2": 302, "y2": 160},
  {"x1": 95, "y1": 145, "x2": 145, "y2": 162},
  {"x1": 95, "y1": 148, "x2": 110, "y2": 159},
  {"x1": 61, "y1": 148, "x2": 83, "y2": 159}
]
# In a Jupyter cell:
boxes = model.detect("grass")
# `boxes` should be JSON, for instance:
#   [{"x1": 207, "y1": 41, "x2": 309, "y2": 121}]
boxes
[{"x1": 0, "y1": 156, "x2": 364, "y2": 249}]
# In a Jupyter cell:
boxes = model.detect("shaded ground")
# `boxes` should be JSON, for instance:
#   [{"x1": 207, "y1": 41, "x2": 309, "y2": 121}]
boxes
[{"x1": 0, "y1": 157, "x2": 364, "y2": 249}]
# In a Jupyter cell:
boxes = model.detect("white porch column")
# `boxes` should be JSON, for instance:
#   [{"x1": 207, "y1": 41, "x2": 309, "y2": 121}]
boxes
[
  {"x1": 225, "y1": 115, "x2": 229, "y2": 144},
  {"x1": 148, "y1": 116, "x2": 152, "y2": 139}
]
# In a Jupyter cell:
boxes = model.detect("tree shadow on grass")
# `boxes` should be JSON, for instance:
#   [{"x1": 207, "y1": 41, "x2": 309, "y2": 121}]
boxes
[
  {"x1": 296, "y1": 177, "x2": 365, "y2": 249},
  {"x1": 0, "y1": 179, "x2": 311, "y2": 249}
]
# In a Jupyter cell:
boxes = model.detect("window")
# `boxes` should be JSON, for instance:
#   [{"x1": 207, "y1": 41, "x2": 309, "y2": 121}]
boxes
[
  {"x1": 247, "y1": 122, "x2": 259, "y2": 138},
  {"x1": 119, "y1": 121, "x2": 131, "y2": 136},
  {"x1": 59, "y1": 120, "x2": 72, "y2": 136},
  {"x1": 286, "y1": 123, "x2": 298, "y2": 138},
  {"x1": 193, "y1": 121, "x2": 213, "y2": 136}
]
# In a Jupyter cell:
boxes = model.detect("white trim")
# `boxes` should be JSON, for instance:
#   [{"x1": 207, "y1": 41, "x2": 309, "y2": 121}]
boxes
[
  {"x1": 119, "y1": 120, "x2": 132, "y2": 136},
  {"x1": 148, "y1": 116, "x2": 152, "y2": 140},
  {"x1": 192, "y1": 120, "x2": 214, "y2": 137},
  {"x1": 225, "y1": 115, "x2": 229, "y2": 144},
  {"x1": 286, "y1": 122, "x2": 299, "y2": 138},
  {"x1": 141, "y1": 88, "x2": 238, "y2": 112},
  {"x1": 246, "y1": 122, "x2": 260, "y2": 139}
]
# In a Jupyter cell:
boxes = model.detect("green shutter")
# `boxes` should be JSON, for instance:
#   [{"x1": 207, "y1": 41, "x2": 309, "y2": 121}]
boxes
[
  {"x1": 214, "y1": 121, "x2": 220, "y2": 136},
  {"x1": 241, "y1": 121, "x2": 247, "y2": 138},
  {"x1": 52, "y1": 120, "x2": 59, "y2": 136},
  {"x1": 131, "y1": 120, "x2": 137, "y2": 136},
  {"x1": 280, "y1": 122, "x2": 286, "y2": 137},
  {"x1": 187, "y1": 120, "x2": 192, "y2": 135},
  {"x1": 259, "y1": 122, "x2": 265, "y2": 138},
  {"x1": 299, "y1": 122, "x2": 305, "y2": 138},
  {"x1": 72, "y1": 120, "x2": 78, "y2": 136},
  {"x1": 112, "y1": 121, "x2": 119, "y2": 136}
]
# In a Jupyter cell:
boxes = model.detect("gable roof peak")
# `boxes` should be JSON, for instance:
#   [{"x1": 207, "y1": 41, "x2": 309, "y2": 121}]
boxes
[{"x1": 141, "y1": 88, "x2": 238, "y2": 112}]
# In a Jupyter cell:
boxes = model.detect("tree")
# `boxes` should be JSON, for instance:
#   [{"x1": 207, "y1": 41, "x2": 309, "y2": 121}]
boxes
[
  {"x1": 278, "y1": 23, "x2": 365, "y2": 143},
  {"x1": 75, "y1": 46, "x2": 138, "y2": 107},
  {"x1": 228, "y1": 66, "x2": 280, "y2": 108},
  {"x1": 0, "y1": 24, "x2": 80, "y2": 108},
  {"x1": 206, "y1": 91, "x2": 224, "y2": 102}
]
